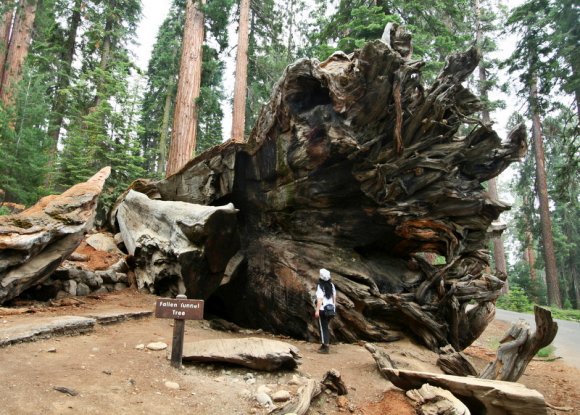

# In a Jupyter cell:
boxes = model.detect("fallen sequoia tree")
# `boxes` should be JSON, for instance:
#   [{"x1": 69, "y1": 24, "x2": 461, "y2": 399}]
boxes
[{"x1": 111, "y1": 28, "x2": 527, "y2": 351}]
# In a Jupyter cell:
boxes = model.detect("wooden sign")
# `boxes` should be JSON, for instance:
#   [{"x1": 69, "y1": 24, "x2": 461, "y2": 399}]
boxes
[
  {"x1": 155, "y1": 295, "x2": 204, "y2": 369},
  {"x1": 155, "y1": 298, "x2": 204, "y2": 320}
]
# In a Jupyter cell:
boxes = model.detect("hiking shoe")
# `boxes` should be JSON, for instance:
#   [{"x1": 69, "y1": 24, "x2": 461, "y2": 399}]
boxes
[{"x1": 317, "y1": 345, "x2": 329, "y2": 354}]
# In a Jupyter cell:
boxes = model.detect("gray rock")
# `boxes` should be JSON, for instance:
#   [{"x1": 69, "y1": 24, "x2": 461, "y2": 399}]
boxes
[
  {"x1": 164, "y1": 381, "x2": 179, "y2": 390},
  {"x1": 96, "y1": 270, "x2": 118, "y2": 284},
  {"x1": 86, "y1": 233, "x2": 122, "y2": 254},
  {"x1": 146, "y1": 342, "x2": 168, "y2": 351},
  {"x1": 76, "y1": 282, "x2": 91, "y2": 296},
  {"x1": 271, "y1": 390, "x2": 291, "y2": 402},
  {"x1": 113, "y1": 282, "x2": 128, "y2": 291},
  {"x1": 63, "y1": 280, "x2": 77, "y2": 296},
  {"x1": 255, "y1": 392, "x2": 273, "y2": 407}
]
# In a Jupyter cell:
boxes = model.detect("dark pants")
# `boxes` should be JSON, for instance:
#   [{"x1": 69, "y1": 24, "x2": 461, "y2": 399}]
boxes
[{"x1": 318, "y1": 312, "x2": 331, "y2": 345}]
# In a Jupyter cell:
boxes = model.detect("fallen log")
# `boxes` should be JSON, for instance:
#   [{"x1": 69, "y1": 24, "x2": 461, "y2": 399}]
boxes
[
  {"x1": 0, "y1": 167, "x2": 111, "y2": 305},
  {"x1": 380, "y1": 368, "x2": 548, "y2": 415},
  {"x1": 179, "y1": 337, "x2": 301, "y2": 371},
  {"x1": 479, "y1": 305, "x2": 558, "y2": 381},
  {"x1": 115, "y1": 190, "x2": 240, "y2": 298},
  {"x1": 114, "y1": 28, "x2": 526, "y2": 350},
  {"x1": 437, "y1": 344, "x2": 478, "y2": 377},
  {"x1": 270, "y1": 378, "x2": 320, "y2": 415}
]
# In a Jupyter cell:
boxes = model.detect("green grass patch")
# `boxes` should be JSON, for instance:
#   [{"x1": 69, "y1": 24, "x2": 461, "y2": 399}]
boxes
[
  {"x1": 536, "y1": 344, "x2": 555, "y2": 358},
  {"x1": 547, "y1": 307, "x2": 580, "y2": 323}
]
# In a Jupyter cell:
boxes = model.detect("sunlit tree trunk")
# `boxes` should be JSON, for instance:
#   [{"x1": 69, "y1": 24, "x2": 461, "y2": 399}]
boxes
[
  {"x1": 158, "y1": 86, "x2": 173, "y2": 175},
  {"x1": 530, "y1": 74, "x2": 562, "y2": 307},
  {"x1": 166, "y1": 0, "x2": 205, "y2": 176},
  {"x1": 230, "y1": 0, "x2": 249, "y2": 143},
  {"x1": 0, "y1": 0, "x2": 37, "y2": 107}
]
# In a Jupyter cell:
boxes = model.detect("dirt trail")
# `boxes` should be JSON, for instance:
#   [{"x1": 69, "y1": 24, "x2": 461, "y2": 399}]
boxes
[{"x1": 0, "y1": 291, "x2": 578, "y2": 415}]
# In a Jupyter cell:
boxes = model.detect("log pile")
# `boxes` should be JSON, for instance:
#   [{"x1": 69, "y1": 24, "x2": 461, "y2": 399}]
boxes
[{"x1": 111, "y1": 29, "x2": 526, "y2": 350}]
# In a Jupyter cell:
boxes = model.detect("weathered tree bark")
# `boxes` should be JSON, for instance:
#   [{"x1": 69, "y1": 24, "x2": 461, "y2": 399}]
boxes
[
  {"x1": 479, "y1": 305, "x2": 557, "y2": 381},
  {"x1": 271, "y1": 378, "x2": 321, "y2": 415},
  {"x1": 230, "y1": 0, "x2": 250, "y2": 143},
  {"x1": 530, "y1": 75, "x2": 562, "y2": 307},
  {"x1": 115, "y1": 190, "x2": 240, "y2": 299},
  {"x1": 436, "y1": 344, "x2": 478, "y2": 377},
  {"x1": 0, "y1": 0, "x2": 37, "y2": 107},
  {"x1": 406, "y1": 383, "x2": 470, "y2": 415},
  {"x1": 117, "y1": 33, "x2": 527, "y2": 350},
  {"x1": 166, "y1": 0, "x2": 205, "y2": 176},
  {"x1": 381, "y1": 368, "x2": 548, "y2": 415},
  {"x1": 0, "y1": 167, "x2": 111, "y2": 305},
  {"x1": 180, "y1": 337, "x2": 301, "y2": 371}
]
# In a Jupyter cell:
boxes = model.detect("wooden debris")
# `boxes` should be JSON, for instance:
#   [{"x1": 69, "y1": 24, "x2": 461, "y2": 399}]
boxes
[
  {"x1": 406, "y1": 383, "x2": 470, "y2": 415},
  {"x1": 479, "y1": 305, "x2": 558, "y2": 381},
  {"x1": 378, "y1": 368, "x2": 548, "y2": 415},
  {"x1": 437, "y1": 344, "x2": 478, "y2": 377},
  {"x1": 180, "y1": 337, "x2": 301, "y2": 371},
  {"x1": 321, "y1": 369, "x2": 348, "y2": 395},
  {"x1": 270, "y1": 378, "x2": 320, "y2": 415}
]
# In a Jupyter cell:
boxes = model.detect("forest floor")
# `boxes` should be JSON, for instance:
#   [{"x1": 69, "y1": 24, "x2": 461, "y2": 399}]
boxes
[
  {"x1": 1, "y1": 290, "x2": 579, "y2": 415},
  {"x1": 0, "y1": 243, "x2": 579, "y2": 414}
]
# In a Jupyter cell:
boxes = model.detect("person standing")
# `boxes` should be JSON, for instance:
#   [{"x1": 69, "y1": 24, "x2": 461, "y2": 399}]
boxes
[{"x1": 314, "y1": 268, "x2": 336, "y2": 354}]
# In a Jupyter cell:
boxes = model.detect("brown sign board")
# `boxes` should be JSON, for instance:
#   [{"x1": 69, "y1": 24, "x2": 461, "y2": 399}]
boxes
[{"x1": 155, "y1": 298, "x2": 204, "y2": 320}]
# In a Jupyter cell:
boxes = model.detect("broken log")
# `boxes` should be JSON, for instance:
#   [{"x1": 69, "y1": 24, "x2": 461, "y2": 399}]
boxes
[
  {"x1": 0, "y1": 167, "x2": 111, "y2": 305},
  {"x1": 179, "y1": 337, "x2": 301, "y2": 371},
  {"x1": 115, "y1": 190, "x2": 240, "y2": 298},
  {"x1": 437, "y1": 344, "x2": 478, "y2": 377},
  {"x1": 114, "y1": 30, "x2": 526, "y2": 350},
  {"x1": 406, "y1": 383, "x2": 470, "y2": 415},
  {"x1": 479, "y1": 305, "x2": 558, "y2": 381},
  {"x1": 270, "y1": 378, "x2": 321, "y2": 415},
  {"x1": 378, "y1": 368, "x2": 548, "y2": 415}
]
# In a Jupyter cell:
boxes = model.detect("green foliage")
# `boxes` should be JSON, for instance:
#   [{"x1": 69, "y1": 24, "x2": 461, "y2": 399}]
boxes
[
  {"x1": 0, "y1": 206, "x2": 10, "y2": 216},
  {"x1": 536, "y1": 344, "x2": 555, "y2": 358},
  {"x1": 496, "y1": 285, "x2": 534, "y2": 312},
  {"x1": 548, "y1": 307, "x2": 580, "y2": 322}
]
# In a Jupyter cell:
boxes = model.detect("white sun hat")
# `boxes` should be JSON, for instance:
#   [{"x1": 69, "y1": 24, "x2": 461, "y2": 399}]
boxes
[{"x1": 319, "y1": 268, "x2": 331, "y2": 281}]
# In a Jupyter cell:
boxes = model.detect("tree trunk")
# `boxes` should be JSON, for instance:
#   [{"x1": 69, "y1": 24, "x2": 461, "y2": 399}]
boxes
[
  {"x1": 474, "y1": 0, "x2": 508, "y2": 285},
  {"x1": 166, "y1": 0, "x2": 205, "y2": 176},
  {"x1": 530, "y1": 75, "x2": 562, "y2": 307},
  {"x1": 0, "y1": 1, "x2": 15, "y2": 87},
  {"x1": 230, "y1": 0, "x2": 250, "y2": 143},
  {"x1": 158, "y1": 85, "x2": 173, "y2": 175},
  {"x1": 124, "y1": 36, "x2": 527, "y2": 351},
  {"x1": 45, "y1": 0, "x2": 82, "y2": 187},
  {"x1": 0, "y1": 0, "x2": 37, "y2": 107}
]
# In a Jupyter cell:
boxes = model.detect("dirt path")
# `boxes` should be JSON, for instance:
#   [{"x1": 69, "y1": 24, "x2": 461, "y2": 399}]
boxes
[{"x1": 1, "y1": 291, "x2": 578, "y2": 415}]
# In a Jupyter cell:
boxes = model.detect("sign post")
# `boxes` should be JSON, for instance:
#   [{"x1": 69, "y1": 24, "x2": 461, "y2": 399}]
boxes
[{"x1": 155, "y1": 294, "x2": 204, "y2": 368}]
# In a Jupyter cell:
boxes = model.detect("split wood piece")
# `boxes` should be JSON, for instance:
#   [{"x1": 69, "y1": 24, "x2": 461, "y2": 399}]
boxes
[
  {"x1": 179, "y1": 337, "x2": 301, "y2": 371},
  {"x1": 379, "y1": 368, "x2": 548, "y2": 415},
  {"x1": 270, "y1": 378, "x2": 320, "y2": 415},
  {"x1": 479, "y1": 305, "x2": 558, "y2": 381},
  {"x1": 437, "y1": 344, "x2": 478, "y2": 377},
  {"x1": 321, "y1": 369, "x2": 348, "y2": 395},
  {"x1": 406, "y1": 383, "x2": 470, "y2": 415},
  {"x1": 0, "y1": 167, "x2": 111, "y2": 305},
  {"x1": 364, "y1": 342, "x2": 397, "y2": 377}
]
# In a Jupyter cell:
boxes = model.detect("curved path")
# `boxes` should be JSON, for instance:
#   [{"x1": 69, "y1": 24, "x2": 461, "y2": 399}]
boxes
[{"x1": 495, "y1": 308, "x2": 580, "y2": 369}]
